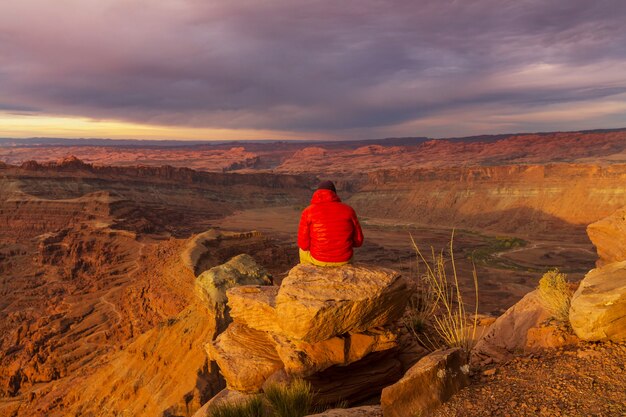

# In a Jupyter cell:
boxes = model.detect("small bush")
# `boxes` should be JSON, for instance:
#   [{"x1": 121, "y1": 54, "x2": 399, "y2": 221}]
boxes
[
  {"x1": 538, "y1": 269, "x2": 571, "y2": 324},
  {"x1": 206, "y1": 380, "x2": 327, "y2": 417},
  {"x1": 264, "y1": 379, "x2": 314, "y2": 417},
  {"x1": 207, "y1": 396, "x2": 264, "y2": 417}
]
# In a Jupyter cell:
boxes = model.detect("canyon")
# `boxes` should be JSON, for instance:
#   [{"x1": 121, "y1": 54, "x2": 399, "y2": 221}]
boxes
[{"x1": 1, "y1": 129, "x2": 626, "y2": 416}]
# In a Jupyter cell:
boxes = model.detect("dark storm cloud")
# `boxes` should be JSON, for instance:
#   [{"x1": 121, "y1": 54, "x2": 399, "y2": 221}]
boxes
[{"x1": 1, "y1": 0, "x2": 626, "y2": 136}]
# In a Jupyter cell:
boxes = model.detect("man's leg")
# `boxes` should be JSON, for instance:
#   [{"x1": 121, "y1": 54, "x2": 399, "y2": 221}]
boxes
[
  {"x1": 299, "y1": 248, "x2": 349, "y2": 266},
  {"x1": 299, "y1": 248, "x2": 315, "y2": 264}
]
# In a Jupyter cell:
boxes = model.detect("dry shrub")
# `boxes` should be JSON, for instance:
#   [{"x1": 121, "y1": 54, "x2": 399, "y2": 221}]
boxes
[
  {"x1": 207, "y1": 396, "x2": 264, "y2": 417},
  {"x1": 206, "y1": 380, "x2": 341, "y2": 417},
  {"x1": 538, "y1": 269, "x2": 571, "y2": 324},
  {"x1": 409, "y1": 231, "x2": 479, "y2": 353},
  {"x1": 264, "y1": 379, "x2": 313, "y2": 417}
]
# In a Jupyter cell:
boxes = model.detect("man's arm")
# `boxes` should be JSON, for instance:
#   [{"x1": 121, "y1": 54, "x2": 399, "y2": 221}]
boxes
[
  {"x1": 297, "y1": 208, "x2": 311, "y2": 250},
  {"x1": 351, "y1": 210, "x2": 364, "y2": 247}
]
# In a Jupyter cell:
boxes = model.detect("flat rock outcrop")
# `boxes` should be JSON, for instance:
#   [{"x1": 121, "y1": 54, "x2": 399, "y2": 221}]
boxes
[
  {"x1": 380, "y1": 348, "x2": 470, "y2": 417},
  {"x1": 587, "y1": 206, "x2": 626, "y2": 266},
  {"x1": 206, "y1": 263, "x2": 410, "y2": 403},
  {"x1": 569, "y1": 261, "x2": 626, "y2": 342},
  {"x1": 275, "y1": 264, "x2": 409, "y2": 343}
]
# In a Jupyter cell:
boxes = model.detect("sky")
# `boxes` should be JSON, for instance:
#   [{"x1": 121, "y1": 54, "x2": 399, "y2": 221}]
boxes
[{"x1": 1, "y1": 0, "x2": 626, "y2": 141}]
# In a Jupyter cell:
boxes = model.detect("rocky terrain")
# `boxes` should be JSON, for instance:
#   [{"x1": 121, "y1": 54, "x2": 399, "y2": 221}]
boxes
[
  {"x1": 0, "y1": 161, "x2": 310, "y2": 416},
  {"x1": 2, "y1": 129, "x2": 626, "y2": 174},
  {"x1": 1, "y1": 129, "x2": 626, "y2": 416}
]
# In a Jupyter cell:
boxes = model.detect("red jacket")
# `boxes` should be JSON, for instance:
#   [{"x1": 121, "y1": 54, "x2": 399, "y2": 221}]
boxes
[{"x1": 297, "y1": 189, "x2": 364, "y2": 262}]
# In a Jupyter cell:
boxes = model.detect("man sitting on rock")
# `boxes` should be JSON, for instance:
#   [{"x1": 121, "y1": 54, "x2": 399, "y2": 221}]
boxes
[{"x1": 298, "y1": 180, "x2": 364, "y2": 266}]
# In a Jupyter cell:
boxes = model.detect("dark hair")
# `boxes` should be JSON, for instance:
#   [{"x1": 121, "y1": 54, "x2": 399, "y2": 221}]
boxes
[{"x1": 317, "y1": 180, "x2": 336, "y2": 193}]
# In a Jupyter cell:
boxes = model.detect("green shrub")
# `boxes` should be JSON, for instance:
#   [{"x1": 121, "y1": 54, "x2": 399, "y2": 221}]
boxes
[
  {"x1": 264, "y1": 379, "x2": 314, "y2": 417},
  {"x1": 538, "y1": 269, "x2": 571, "y2": 324},
  {"x1": 207, "y1": 396, "x2": 264, "y2": 417},
  {"x1": 206, "y1": 380, "x2": 323, "y2": 417}
]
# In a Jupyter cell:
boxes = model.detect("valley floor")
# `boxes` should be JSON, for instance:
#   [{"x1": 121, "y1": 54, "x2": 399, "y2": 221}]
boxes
[{"x1": 216, "y1": 206, "x2": 597, "y2": 315}]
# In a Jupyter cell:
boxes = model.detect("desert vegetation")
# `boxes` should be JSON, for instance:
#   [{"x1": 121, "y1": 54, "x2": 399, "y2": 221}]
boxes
[
  {"x1": 207, "y1": 380, "x2": 332, "y2": 417},
  {"x1": 537, "y1": 269, "x2": 572, "y2": 324},
  {"x1": 405, "y1": 232, "x2": 479, "y2": 353}
]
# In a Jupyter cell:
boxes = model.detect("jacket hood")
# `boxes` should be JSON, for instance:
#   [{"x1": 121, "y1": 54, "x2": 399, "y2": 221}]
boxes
[{"x1": 311, "y1": 189, "x2": 341, "y2": 204}]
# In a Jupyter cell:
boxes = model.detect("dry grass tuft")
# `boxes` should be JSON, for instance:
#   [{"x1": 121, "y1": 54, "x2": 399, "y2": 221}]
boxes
[
  {"x1": 207, "y1": 396, "x2": 264, "y2": 417},
  {"x1": 206, "y1": 379, "x2": 341, "y2": 417},
  {"x1": 538, "y1": 269, "x2": 571, "y2": 324},
  {"x1": 264, "y1": 379, "x2": 314, "y2": 417},
  {"x1": 409, "y1": 230, "x2": 479, "y2": 353}
]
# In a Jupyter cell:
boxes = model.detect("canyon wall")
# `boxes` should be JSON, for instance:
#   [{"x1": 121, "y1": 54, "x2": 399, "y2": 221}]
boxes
[{"x1": 347, "y1": 164, "x2": 626, "y2": 240}]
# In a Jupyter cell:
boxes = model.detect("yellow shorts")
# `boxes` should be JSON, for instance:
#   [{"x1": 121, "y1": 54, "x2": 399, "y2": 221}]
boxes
[{"x1": 299, "y1": 248, "x2": 350, "y2": 267}]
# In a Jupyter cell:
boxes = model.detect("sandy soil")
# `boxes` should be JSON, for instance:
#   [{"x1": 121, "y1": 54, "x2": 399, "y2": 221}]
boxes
[{"x1": 433, "y1": 341, "x2": 626, "y2": 417}]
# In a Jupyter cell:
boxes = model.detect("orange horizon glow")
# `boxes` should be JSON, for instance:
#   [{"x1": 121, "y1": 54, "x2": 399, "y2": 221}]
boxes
[{"x1": 0, "y1": 112, "x2": 327, "y2": 141}]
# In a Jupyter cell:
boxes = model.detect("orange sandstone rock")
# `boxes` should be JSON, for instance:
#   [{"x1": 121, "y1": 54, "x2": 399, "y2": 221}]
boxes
[
  {"x1": 587, "y1": 206, "x2": 626, "y2": 266},
  {"x1": 275, "y1": 264, "x2": 409, "y2": 343},
  {"x1": 569, "y1": 261, "x2": 626, "y2": 342},
  {"x1": 380, "y1": 348, "x2": 470, "y2": 417}
]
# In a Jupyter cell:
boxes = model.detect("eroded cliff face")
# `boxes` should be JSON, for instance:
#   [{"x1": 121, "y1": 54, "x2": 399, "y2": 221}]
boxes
[
  {"x1": 0, "y1": 160, "x2": 314, "y2": 239},
  {"x1": 347, "y1": 164, "x2": 626, "y2": 240},
  {"x1": 0, "y1": 163, "x2": 307, "y2": 416}
]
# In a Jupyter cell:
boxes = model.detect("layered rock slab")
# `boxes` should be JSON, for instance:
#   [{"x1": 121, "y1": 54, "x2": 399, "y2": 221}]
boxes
[
  {"x1": 569, "y1": 261, "x2": 626, "y2": 342},
  {"x1": 587, "y1": 206, "x2": 626, "y2": 266},
  {"x1": 272, "y1": 328, "x2": 397, "y2": 376},
  {"x1": 274, "y1": 264, "x2": 409, "y2": 343},
  {"x1": 380, "y1": 348, "x2": 469, "y2": 417},
  {"x1": 208, "y1": 263, "x2": 410, "y2": 401},
  {"x1": 206, "y1": 323, "x2": 283, "y2": 392},
  {"x1": 207, "y1": 318, "x2": 398, "y2": 391}
]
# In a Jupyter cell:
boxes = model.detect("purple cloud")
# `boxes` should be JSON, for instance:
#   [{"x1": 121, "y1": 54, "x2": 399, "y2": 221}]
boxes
[{"x1": 1, "y1": 0, "x2": 626, "y2": 137}]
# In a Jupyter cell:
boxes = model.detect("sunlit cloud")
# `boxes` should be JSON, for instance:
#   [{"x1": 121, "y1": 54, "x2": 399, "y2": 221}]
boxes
[{"x1": 0, "y1": 112, "x2": 318, "y2": 141}]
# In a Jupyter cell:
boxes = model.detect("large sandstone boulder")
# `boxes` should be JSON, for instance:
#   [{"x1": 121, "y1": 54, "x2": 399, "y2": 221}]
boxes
[
  {"x1": 227, "y1": 283, "x2": 398, "y2": 376},
  {"x1": 380, "y1": 348, "x2": 470, "y2": 417},
  {"x1": 208, "y1": 321, "x2": 398, "y2": 391},
  {"x1": 569, "y1": 261, "x2": 626, "y2": 342},
  {"x1": 206, "y1": 263, "x2": 409, "y2": 403},
  {"x1": 195, "y1": 254, "x2": 272, "y2": 331},
  {"x1": 275, "y1": 264, "x2": 409, "y2": 343},
  {"x1": 471, "y1": 290, "x2": 549, "y2": 365},
  {"x1": 587, "y1": 206, "x2": 626, "y2": 266}
]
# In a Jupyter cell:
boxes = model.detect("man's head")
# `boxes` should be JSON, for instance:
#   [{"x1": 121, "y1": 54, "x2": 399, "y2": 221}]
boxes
[{"x1": 317, "y1": 180, "x2": 336, "y2": 193}]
